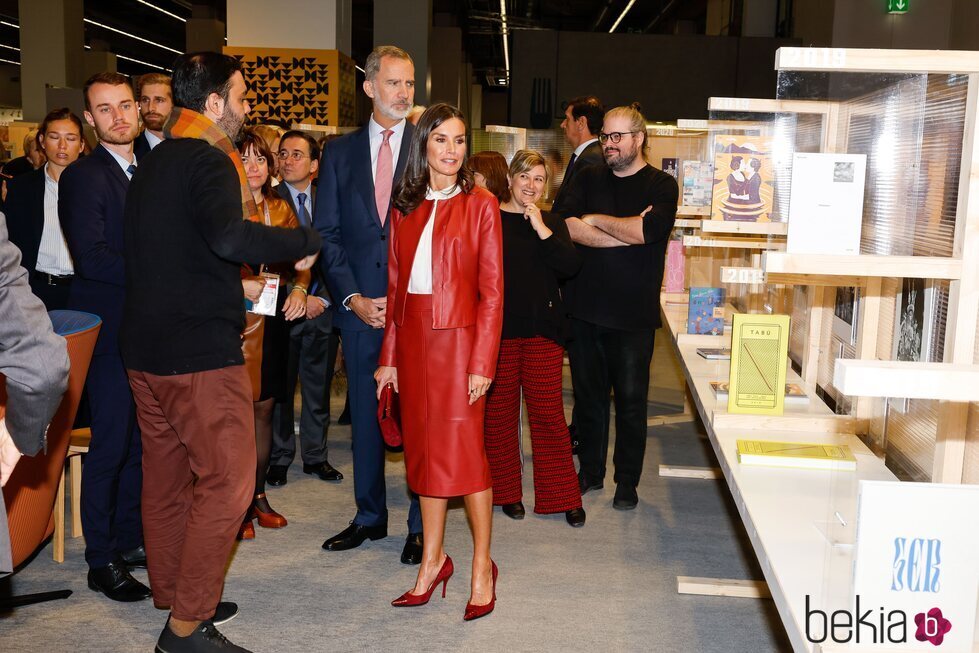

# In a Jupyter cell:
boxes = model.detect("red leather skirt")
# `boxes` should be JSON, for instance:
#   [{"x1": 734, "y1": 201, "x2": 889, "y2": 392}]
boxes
[{"x1": 396, "y1": 293, "x2": 492, "y2": 497}]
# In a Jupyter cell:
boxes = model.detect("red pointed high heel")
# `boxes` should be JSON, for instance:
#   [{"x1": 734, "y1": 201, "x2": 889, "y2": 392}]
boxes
[
  {"x1": 391, "y1": 555, "x2": 454, "y2": 607},
  {"x1": 463, "y1": 560, "x2": 498, "y2": 621}
]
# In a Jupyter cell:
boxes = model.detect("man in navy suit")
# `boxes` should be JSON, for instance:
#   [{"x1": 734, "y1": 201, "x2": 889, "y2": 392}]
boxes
[
  {"x1": 268, "y1": 130, "x2": 342, "y2": 486},
  {"x1": 4, "y1": 108, "x2": 85, "y2": 310},
  {"x1": 316, "y1": 45, "x2": 423, "y2": 564},
  {"x1": 59, "y1": 72, "x2": 149, "y2": 602}
]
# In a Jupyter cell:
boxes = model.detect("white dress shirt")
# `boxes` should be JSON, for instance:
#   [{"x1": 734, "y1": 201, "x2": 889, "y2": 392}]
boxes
[
  {"x1": 408, "y1": 184, "x2": 461, "y2": 294},
  {"x1": 368, "y1": 114, "x2": 406, "y2": 183},
  {"x1": 35, "y1": 164, "x2": 74, "y2": 276},
  {"x1": 145, "y1": 131, "x2": 163, "y2": 150}
]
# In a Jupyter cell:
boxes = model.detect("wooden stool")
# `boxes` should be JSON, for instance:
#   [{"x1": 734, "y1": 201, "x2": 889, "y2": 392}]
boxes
[{"x1": 54, "y1": 427, "x2": 90, "y2": 562}]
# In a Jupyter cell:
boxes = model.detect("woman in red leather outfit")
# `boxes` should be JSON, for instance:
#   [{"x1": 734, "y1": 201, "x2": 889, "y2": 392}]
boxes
[{"x1": 375, "y1": 103, "x2": 504, "y2": 621}]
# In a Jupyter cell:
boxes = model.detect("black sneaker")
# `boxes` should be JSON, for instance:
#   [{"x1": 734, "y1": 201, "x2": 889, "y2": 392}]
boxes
[
  {"x1": 212, "y1": 602, "x2": 239, "y2": 626},
  {"x1": 612, "y1": 484, "x2": 639, "y2": 511},
  {"x1": 155, "y1": 620, "x2": 251, "y2": 653}
]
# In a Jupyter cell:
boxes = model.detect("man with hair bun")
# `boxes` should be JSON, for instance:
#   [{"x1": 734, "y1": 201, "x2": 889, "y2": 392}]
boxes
[{"x1": 556, "y1": 102, "x2": 678, "y2": 511}]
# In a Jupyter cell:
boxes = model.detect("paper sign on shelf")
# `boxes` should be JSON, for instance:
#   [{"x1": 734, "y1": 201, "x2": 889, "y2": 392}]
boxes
[{"x1": 851, "y1": 481, "x2": 979, "y2": 651}]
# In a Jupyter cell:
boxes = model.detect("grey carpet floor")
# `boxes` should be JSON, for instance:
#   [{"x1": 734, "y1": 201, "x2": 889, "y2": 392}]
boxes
[{"x1": 0, "y1": 329, "x2": 791, "y2": 652}]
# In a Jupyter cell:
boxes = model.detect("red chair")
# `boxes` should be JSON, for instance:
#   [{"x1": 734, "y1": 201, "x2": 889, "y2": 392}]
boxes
[{"x1": 1, "y1": 310, "x2": 100, "y2": 609}]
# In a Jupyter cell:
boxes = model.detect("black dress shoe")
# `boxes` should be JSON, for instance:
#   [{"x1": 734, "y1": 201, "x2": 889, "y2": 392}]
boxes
[
  {"x1": 120, "y1": 544, "x2": 147, "y2": 569},
  {"x1": 501, "y1": 502, "x2": 525, "y2": 520},
  {"x1": 266, "y1": 465, "x2": 288, "y2": 487},
  {"x1": 322, "y1": 521, "x2": 387, "y2": 551},
  {"x1": 400, "y1": 532, "x2": 423, "y2": 565},
  {"x1": 565, "y1": 507, "x2": 586, "y2": 527},
  {"x1": 303, "y1": 461, "x2": 343, "y2": 482},
  {"x1": 88, "y1": 560, "x2": 152, "y2": 602},
  {"x1": 613, "y1": 483, "x2": 639, "y2": 511},
  {"x1": 578, "y1": 471, "x2": 604, "y2": 495},
  {"x1": 155, "y1": 620, "x2": 251, "y2": 653}
]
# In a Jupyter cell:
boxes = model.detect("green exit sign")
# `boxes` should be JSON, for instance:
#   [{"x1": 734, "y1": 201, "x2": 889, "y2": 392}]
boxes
[{"x1": 887, "y1": 0, "x2": 909, "y2": 13}]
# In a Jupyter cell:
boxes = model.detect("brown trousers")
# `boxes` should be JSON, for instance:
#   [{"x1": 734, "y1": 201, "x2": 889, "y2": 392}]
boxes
[{"x1": 127, "y1": 365, "x2": 255, "y2": 622}]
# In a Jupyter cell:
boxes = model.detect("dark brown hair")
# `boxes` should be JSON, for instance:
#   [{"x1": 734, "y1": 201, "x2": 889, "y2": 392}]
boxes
[
  {"x1": 468, "y1": 151, "x2": 508, "y2": 203},
  {"x1": 238, "y1": 129, "x2": 275, "y2": 199},
  {"x1": 564, "y1": 95, "x2": 605, "y2": 136},
  {"x1": 37, "y1": 107, "x2": 84, "y2": 148},
  {"x1": 83, "y1": 72, "x2": 134, "y2": 111},
  {"x1": 393, "y1": 103, "x2": 474, "y2": 215}
]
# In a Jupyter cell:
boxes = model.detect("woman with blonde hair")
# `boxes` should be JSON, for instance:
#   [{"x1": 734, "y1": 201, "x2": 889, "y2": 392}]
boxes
[{"x1": 483, "y1": 149, "x2": 584, "y2": 526}]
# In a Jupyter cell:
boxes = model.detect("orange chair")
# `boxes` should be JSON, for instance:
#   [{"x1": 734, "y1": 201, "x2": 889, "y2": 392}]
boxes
[{"x1": 1, "y1": 310, "x2": 100, "y2": 608}]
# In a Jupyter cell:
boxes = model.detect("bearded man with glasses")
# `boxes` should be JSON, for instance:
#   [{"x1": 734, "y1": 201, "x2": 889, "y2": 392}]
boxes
[{"x1": 555, "y1": 103, "x2": 678, "y2": 511}]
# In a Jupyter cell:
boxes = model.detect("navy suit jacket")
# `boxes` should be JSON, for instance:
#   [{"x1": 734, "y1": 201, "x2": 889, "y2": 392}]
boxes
[
  {"x1": 133, "y1": 131, "x2": 157, "y2": 162},
  {"x1": 3, "y1": 167, "x2": 46, "y2": 278},
  {"x1": 59, "y1": 144, "x2": 130, "y2": 355},
  {"x1": 276, "y1": 182, "x2": 333, "y2": 333},
  {"x1": 314, "y1": 122, "x2": 413, "y2": 332}
]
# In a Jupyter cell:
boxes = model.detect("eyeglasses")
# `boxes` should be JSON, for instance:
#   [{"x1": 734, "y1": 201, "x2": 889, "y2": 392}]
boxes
[
  {"x1": 598, "y1": 131, "x2": 641, "y2": 144},
  {"x1": 277, "y1": 151, "x2": 308, "y2": 162}
]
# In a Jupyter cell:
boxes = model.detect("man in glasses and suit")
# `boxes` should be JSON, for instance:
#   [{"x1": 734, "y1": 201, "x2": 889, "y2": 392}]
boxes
[
  {"x1": 556, "y1": 103, "x2": 678, "y2": 513},
  {"x1": 315, "y1": 45, "x2": 423, "y2": 565},
  {"x1": 267, "y1": 130, "x2": 342, "y2": 487}
]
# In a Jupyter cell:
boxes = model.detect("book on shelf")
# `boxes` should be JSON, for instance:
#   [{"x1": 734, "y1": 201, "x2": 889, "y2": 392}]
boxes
[
  {"x1": 736, "y1": 439, "x2": 857, "y2": 471},
  {"x1": 697, "y1": 348, "x2": 731, "y2": 360},
  {"x1": 687, "y1": 287, "x2": 725, "y2": 335},
  {"x1": 710, "y1": 381, "x2": 807, "y2": 403},
  {"x1": 727, "y1": 313, "x2": 790, "y2": 415},
  {"x1": 786, "y1": 152, "x2": 867, "y2": 256},
  {"x1": 681, "y1": 160, "x2": 713, "y2": 207}
]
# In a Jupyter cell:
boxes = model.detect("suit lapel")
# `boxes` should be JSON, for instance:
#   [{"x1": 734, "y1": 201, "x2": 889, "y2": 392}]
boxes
[
  {"x1": 31, "y1": 169, "x2": 46, "y2": 245},
  {"x1": 352, "y1": 127, "x2": 382, "y2": 228},
  {"x1": 95, "y1": 144, "x2": 132, "y2": 190}
]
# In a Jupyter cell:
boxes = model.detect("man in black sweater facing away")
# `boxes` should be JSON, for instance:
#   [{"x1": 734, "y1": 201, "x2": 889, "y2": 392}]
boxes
[
  {"x1": 121, "y1": 52, "x2": 320, "y2": 653},
  {"x1": 556, "y1": 103, "x2": 678, "y2": 512}
]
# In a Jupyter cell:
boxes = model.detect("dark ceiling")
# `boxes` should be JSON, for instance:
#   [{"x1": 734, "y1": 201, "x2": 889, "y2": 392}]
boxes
[{"x1": 0, "y1": 0, "x2": 710, "y2": 83}]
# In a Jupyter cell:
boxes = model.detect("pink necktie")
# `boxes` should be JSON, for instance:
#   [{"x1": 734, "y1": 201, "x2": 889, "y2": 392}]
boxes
[{"x1": 375, "y1": 129, "x2": 393, "y2": 225}]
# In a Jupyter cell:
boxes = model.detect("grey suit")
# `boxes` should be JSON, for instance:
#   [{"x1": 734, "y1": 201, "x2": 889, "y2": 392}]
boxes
[
  {"x1": 0, "y1": 214, "x2": 69, "y2": 575},
  {"x1": 271, "y1": 182, "x2": 338, "y2": 468}
]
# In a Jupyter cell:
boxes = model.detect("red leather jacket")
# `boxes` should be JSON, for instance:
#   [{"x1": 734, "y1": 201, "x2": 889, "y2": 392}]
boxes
[{"x1": 379, "y1": 186, "x2": 504, "y2": 379}]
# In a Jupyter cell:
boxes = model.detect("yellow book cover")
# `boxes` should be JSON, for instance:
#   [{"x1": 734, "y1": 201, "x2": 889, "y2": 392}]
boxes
[
  {"x1": 727, "y1": 314, "x2": 790, "y2": 415},
  {"x1": 736, "y1": 439, "x2": 857, "y2": 471}
]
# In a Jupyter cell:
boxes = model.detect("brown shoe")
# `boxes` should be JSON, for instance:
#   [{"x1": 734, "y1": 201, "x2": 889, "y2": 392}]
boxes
[{"x1": 253, "y1": 493, "x2": 287, "y2": 528}]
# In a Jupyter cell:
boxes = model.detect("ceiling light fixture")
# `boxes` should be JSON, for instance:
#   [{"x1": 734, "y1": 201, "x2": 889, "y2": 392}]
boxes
[
  {"x1": 0, "y1": 57, "x2": 19, "y2": 66},
  {"x1": 0, "y1": 20, "x2": 19, "y2": 30},
  {"x1": 84, "y1": 43, "x2": 171, "y2": 72},
  {"x1": 0, "y1": 43, "x2": 19, "y2": 52},
  {"x1": 608, "y1": 0, "x2": 639, "y2": 33},
  {"x1": 84, "y1": 18, "x2": 183, "y2": 55},
  {"x1": 136, "y1": 0, "x2": 187, "y2": 22},
  {"x1": 499, "y1": 0, "x2": 510, "y2": 84}
]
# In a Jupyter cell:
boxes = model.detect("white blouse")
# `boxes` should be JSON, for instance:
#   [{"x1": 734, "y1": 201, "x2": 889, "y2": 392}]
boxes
[{"x1": 408, "y1": 184, "x2": 462, "y2": 294}]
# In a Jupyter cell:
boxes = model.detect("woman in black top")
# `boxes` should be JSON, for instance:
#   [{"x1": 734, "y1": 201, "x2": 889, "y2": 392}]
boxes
[{"x1": 483, "y1": 149, "x2": 586, "y2": 527}]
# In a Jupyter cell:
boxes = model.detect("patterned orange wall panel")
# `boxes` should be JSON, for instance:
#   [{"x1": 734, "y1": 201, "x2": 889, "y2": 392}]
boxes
[{"x1": 223, "y1": 46, "x2": 357, "y2": 127}]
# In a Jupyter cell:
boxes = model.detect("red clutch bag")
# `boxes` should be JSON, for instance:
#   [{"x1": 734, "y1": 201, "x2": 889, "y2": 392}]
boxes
[{"x1": 377, "y1": 383, "x2": 403, "y2": 450}]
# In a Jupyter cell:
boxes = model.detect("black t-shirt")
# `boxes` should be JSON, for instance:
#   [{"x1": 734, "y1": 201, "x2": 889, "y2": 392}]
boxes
[{"x1": 556, "y1": 163, "x2": 678, "y2": 331}]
